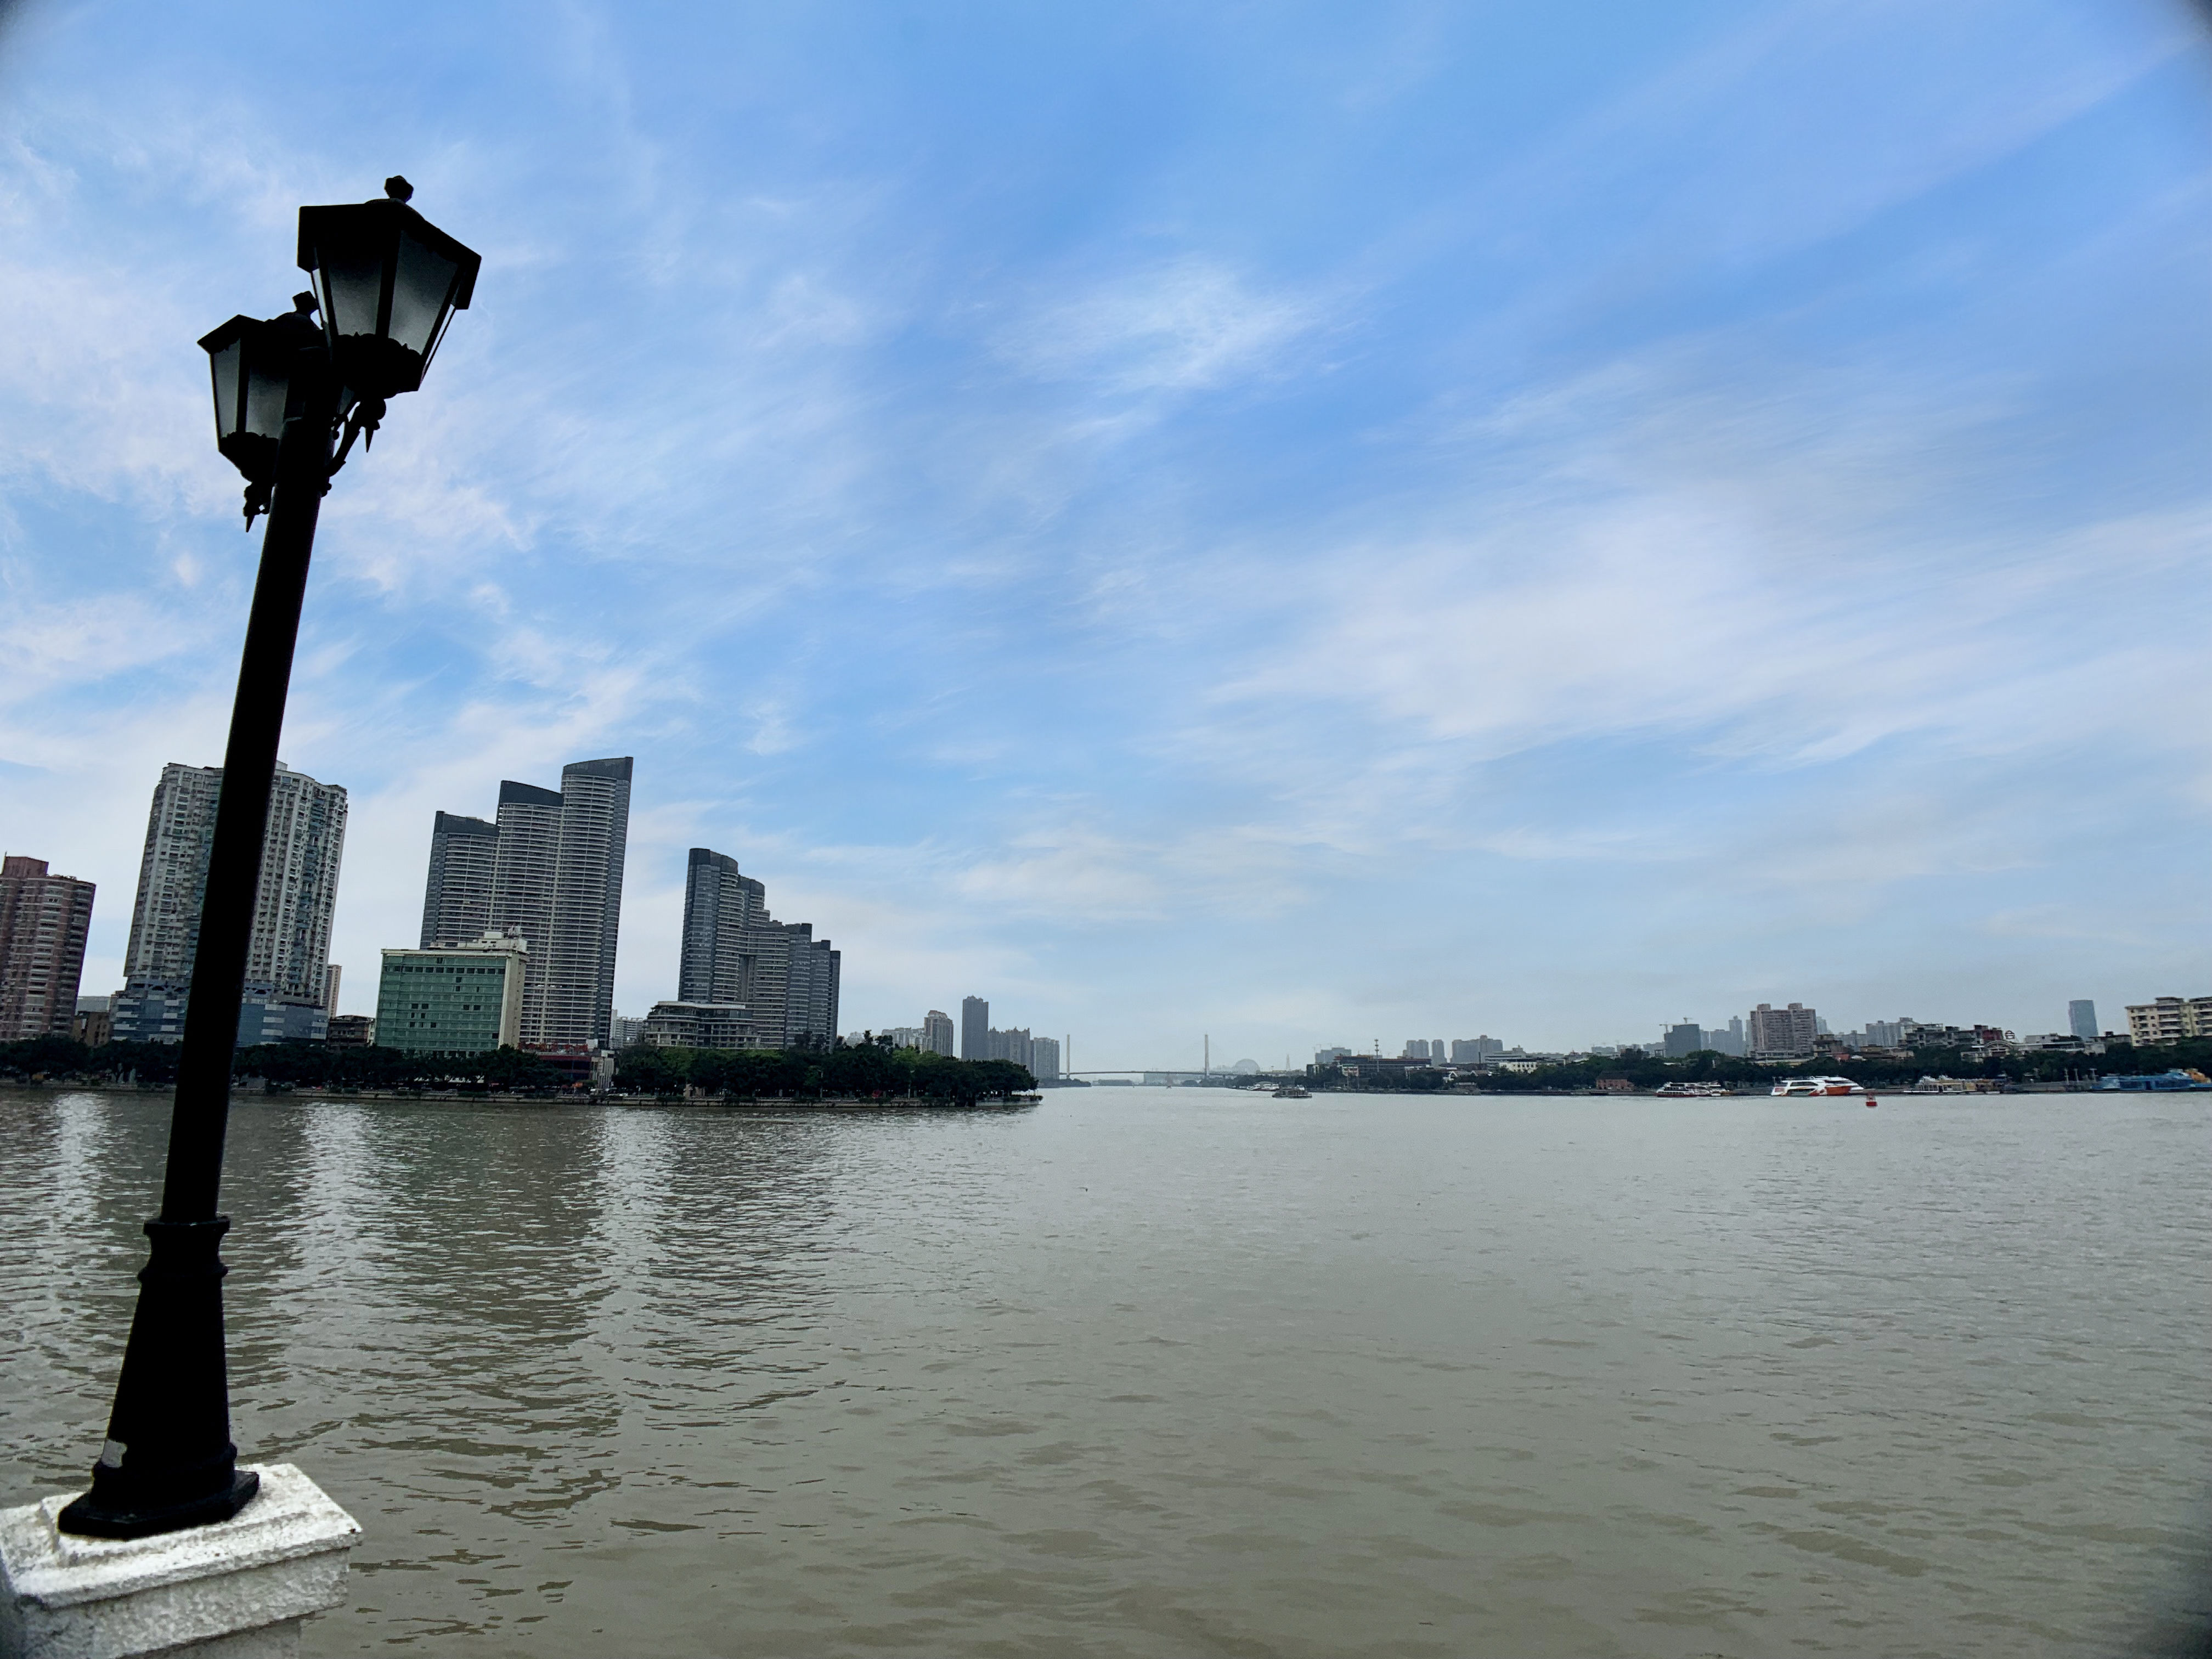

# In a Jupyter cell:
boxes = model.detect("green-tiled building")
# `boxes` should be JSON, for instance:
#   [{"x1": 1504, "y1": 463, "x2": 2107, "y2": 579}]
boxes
[{"x1": 375, "y1": 934, "x2": 526, "y2": 1054}]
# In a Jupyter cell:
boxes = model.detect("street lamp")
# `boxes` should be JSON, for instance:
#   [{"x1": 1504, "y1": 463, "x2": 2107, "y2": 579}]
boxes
[{"x1": 57, "y1": 178, "x2": 481, "y2": 1540}]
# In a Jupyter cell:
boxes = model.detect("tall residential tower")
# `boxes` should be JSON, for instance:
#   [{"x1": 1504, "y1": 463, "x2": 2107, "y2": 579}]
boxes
[
  {"x1": 112, "y1": 761, "x2": 346, "y2": 1043},
  {"x1": 0, "y1": 855, "x2": 97, "y2": 1041},
  {"x1": 419, "y1": 811, "x2": 499, "y2": 946},
  {"x1": 647, "y1": 846, "x2": 839, "y2": 1049}
]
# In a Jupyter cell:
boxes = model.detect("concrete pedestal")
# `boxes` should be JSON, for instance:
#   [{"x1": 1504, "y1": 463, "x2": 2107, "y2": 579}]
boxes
[{"x1": 0, "y1": 1465, "x2": 358, "y2": 1659}]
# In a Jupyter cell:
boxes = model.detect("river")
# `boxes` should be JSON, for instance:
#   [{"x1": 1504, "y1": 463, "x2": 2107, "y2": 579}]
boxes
[{"x1": 2, "y1": 1085, "x2": 2205, "y2": 1656}]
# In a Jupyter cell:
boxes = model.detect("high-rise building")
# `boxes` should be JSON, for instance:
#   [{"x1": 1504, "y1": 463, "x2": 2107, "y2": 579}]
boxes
[
  {"x1": 488, "y1": 782, "x2": 562, "y2": 979},
  {"x1": 1401, "y1": 1039, "x2": 1430, "y2": 1060},
  {"x1": 668, "y1": 845, "x2": 838, "y2": 1048},
  {"x1": 111, "y1": 762, "x2": 346, "y2": 1045},
  {"x1": 0, "y1": 855, "x2": 97, "y2": 1041},
  {"x1": 961, "y1": 996, "x2": 988, "y2": 1060},
  {"x1": 986, "y1": 1025, "x2": 1033, "y2": 1067},
  {"x1": 419, "y1": 812, "x2": 499, "y2": 946},
  {"x1": 1030, "y1": 1035, "x2": 1060, "y2": 1080},
  {"x1": 2068, "y1": 1000, "x2": 2099, "y2": 1041},
  {"x1": 1449, "y1": 1036, "x2": 1503, "y2": 1064},
  {"x1": 374, "y1": 932, "x2": 528, "y2": 1054},
  {"x1": 537, "y1": 758, "x2": 633, "y2": 1051},
  {"x1": 1663, "y1": 1020, "x2": 1704, "y2": 1058},
  {"x1": 421, "y1": 759, "x2": 632, "y2": 1048},
  {"x1": 1746, "y1": 1002, "x2": 1818, "y2": 1059},
  {"x1": 781, "y1": 922, "x2": 841, "y2": 1048},
  {"x1": 678, "y1": 848, "x2": 763, "y2": 1003},
  {"x1": 923, "y1": 1009, "x2": 956, "y2": 1056}
]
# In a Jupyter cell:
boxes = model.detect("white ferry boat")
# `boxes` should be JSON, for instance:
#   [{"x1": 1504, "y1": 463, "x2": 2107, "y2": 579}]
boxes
[
  {"x1": 1771, "y1": 1076, "x2": 1863, "y2": 1097},
  {"x1": 1653, "y1": 1081, "x2": 1730, "y2": 1098}
]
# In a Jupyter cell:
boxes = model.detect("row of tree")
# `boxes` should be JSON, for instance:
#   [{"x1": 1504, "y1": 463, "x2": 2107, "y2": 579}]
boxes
[
  {"x1": 614, "y1": 1042, "x2": 1035, "y2": 1103},
  {"x1": 0, "y1": 1031, "x2": 1039, "y2": 1104},
  {"x1": 1313, "y1": 1038, "x2": 2212, "y2": 1092}
]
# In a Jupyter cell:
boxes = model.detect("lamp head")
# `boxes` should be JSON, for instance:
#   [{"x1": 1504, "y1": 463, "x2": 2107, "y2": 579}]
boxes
[{"x1": 296, "y1": 177, "x2": 480, "y2": 408}]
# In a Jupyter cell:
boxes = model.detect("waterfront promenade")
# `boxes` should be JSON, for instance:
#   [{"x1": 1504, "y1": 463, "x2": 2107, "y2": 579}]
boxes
[{"x1": 3, "y1": 1086, "x2": 2204, "y2": 1656}]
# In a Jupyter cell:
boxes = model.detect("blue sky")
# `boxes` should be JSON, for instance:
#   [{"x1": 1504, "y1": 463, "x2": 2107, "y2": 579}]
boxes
[{"x1": 2, "y1": 0, "x2": 2207, "y2": 1065}]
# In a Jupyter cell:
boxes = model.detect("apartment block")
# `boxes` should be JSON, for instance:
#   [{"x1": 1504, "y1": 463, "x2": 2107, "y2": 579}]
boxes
[
  {"x1": 1746, "y1": 1002, "x2": 1818, "y2": 1059},
  {"x1": 0, "y1": 855, "x2": 97, "y2": 1041},
  {"x1": 2125, "y1": 996, "x2": 2212, "y2": 1045},
  {"x1": 74, "y1": 995, "x2": 114, "y2": 1048},
  {"x1": 111, "y1": 762, "x2": 345, "y2": 1045},
  {"x1": 641, "y1": 1002, "x2": 761, "y2": 1049},
  {"x1": 669, "y1": 845, "x2": 839, "y2": 1049},
  {"x1": 419, "y1": 812, "x2": 499, "y2": 946},
  {"x1": 922, "y1": 1010, "x2": 956, "y2": 1056}
]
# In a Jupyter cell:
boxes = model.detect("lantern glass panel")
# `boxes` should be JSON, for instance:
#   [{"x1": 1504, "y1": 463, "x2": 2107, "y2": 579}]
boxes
[
  {"x1": 241, "y1": 355, "x2": 292, "y2": 440},
  {"x1": 315, "y1": 247, "x2": 387, "y2": 352},
  {"x1": 388, "y1": 229, "x2": 461, "y2": 360},
  {"x1": 208, "y1": 338, "x2": 241, "y2": 438}
]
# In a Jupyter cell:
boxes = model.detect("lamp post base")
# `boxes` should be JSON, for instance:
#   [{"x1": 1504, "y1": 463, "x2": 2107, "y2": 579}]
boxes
[
  {"x1": 0, "y1": 1464, "x2": 357, "y2": 1659},
  {"x1": 55, "y1": 1469, "x2": 260, "y2": 1543}
]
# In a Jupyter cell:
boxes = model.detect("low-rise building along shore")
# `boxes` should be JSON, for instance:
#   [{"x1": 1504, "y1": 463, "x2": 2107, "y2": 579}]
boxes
[
  {"x1": 2125, "y1": 996, "x2": 2212, "y2": 1045},
  {"x1": 374, "y1": 931, "x2": 528, "y2": 1055}
]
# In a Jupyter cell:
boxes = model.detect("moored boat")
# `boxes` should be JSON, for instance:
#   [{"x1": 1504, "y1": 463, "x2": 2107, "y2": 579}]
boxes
[
  {"x1": 1771, "y1": 1075, "x2": 1863, "y2": 1097},
  {"x1": 1654, "y1": 1081, "x2": 1729, "y2": 1098},
  {"x1": 1273, "y1": 1084, "x2": 1312, "y2": 1098}
]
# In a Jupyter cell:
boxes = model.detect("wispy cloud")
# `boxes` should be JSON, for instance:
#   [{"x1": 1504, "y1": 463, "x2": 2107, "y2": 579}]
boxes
[{"x1": 1000, "y1": 258, "x2": 1322, "y2": 397}]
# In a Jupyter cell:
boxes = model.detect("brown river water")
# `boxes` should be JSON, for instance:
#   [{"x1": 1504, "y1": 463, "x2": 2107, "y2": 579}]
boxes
[{"x1": 2, "y1": 1085, "x2": 2206, "y2": 1657}]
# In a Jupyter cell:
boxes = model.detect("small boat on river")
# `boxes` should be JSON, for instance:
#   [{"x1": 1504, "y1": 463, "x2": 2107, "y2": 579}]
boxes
[{"x1": 1273, "y1": 1084, "x2": 1312, "y2": 1098}]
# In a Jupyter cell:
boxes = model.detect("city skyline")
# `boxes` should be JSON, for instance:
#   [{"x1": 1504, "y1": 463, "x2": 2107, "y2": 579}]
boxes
[
  {"x1": 3, "y1": 3, "x2": 2207, "y2": 1065},
  {"x1": 6, "y1": 750, "x2": 2178, "y2": 1066}
]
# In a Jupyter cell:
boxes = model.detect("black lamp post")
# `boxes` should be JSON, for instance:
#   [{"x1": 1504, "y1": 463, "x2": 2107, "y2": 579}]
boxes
[{"x1": 58, "y1": 178, "x2": 480, "y2": 1541}]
